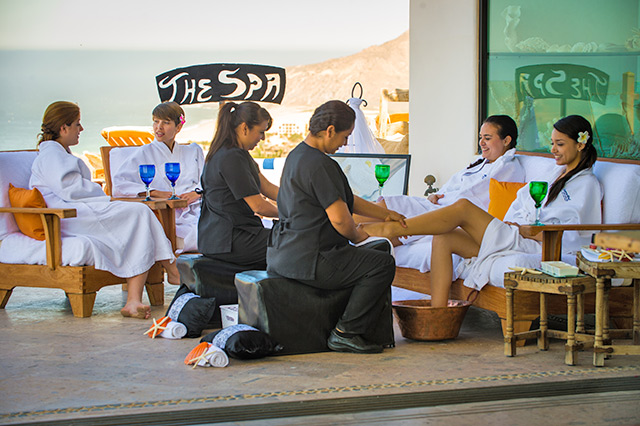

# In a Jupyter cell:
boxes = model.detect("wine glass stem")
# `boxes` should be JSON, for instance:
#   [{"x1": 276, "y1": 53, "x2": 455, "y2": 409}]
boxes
[
  {"x1": 146, "y1": 185, "x2": 151, "y2": 200},
  {"x1": 535, "y1": 206, "x2": 541, "y2": 224},
  {"x1": 171, "y1": 184, "x2": 176, "y2": 199}
]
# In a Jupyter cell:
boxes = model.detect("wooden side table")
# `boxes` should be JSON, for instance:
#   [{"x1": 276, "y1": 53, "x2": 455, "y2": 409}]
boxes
[
  {"x1": 504, "y1": 271, "x2": 596, "y2": 365},
  {"x1": 575, "y1": 252, "x2": 640, "y2": 367}
]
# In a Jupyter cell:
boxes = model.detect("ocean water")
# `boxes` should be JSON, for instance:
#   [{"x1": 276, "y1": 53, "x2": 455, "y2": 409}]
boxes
[{"x1": 0, "y1": 49, "x2": 348, "y2": 154}]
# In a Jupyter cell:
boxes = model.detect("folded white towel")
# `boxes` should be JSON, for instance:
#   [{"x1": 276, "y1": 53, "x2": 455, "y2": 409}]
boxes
[
  {"x1": 197, "y1": 345, "x2": 229, "y2": 368},
  {"x1": 354, "y1": 236, "x2": 395, "y2": 258},
  {"x1": 159, "y1": 321, "x2": 187, "y2": 339}
]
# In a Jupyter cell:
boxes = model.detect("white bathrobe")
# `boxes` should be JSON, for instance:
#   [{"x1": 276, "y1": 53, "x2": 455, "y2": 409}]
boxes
[
  {"x1": 111, "y1": 141, "x2": 204, "y2": 252},
  {"x1": 30, "y1": 141, "x2": 175, "y2": 278},
  {"x1": 385, "y1": 148, "x2": 525, "y2": 272},
  {"x1": 456, "y1": 166, "x2": 602, "y2": 290}
]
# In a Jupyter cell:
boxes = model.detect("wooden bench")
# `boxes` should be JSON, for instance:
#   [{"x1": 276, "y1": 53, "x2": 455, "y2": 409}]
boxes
[{"x1": 392, "y1": 154, "x2": 640, "y2": 338}]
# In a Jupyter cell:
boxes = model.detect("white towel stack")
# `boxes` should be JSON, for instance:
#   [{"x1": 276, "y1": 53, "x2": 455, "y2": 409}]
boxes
[
  {"x1": 159, "y1": 321, "x2": 187, "y2": 339},
  {"x1": 196, "y1": 345, "x2": 229, "y2": 368}
]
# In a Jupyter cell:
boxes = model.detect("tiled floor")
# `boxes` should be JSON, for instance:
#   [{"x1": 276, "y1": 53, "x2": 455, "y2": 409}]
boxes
[{"x1": 1, "y1": 284, "x2": 639, "y2": 425}]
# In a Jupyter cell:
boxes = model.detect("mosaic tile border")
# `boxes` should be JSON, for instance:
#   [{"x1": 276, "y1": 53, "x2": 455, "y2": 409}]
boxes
[{"x1": 3, "y1": 365, "x2": 640, "y2": 420}]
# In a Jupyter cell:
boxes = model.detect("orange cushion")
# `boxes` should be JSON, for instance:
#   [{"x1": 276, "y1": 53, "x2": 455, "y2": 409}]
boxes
[
  {"x1": 8, "y1": 183, "x2": 47, "y2": 240},
  {"x1": 488, "y1": 179, "x2": 526, "y2": 221}
]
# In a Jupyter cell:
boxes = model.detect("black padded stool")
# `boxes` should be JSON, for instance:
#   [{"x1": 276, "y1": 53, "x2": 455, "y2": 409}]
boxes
[
  {"x1": 177, "y1": 254, "x2": 264, "y2": 328},
  {"x1": 235, "y1": 270, "x2": 395, "y2": 355}
]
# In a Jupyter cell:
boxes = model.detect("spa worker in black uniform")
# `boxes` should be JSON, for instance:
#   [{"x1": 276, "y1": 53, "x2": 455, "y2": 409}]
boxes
[
  {"x1": 198, "y1": 101, "x2": 279, "y2": 268},
  {"x1": 267, "y1": 100, "x2": 406, "y2": 354}
]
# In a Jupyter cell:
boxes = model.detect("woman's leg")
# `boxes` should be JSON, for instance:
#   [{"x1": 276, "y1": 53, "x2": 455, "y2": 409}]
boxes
[
  {"x1": 430, "y1": 229, "x2": 481, "y2": 307},
  {"x1": 362, "y1": 199, "x2": 493, "y2": 245},
  {"x1": 160, "y1": 259, "x2": 181, "y2": 285},
  {"x1": 121, "y1": 271, "x2": 151, "y2": 319}
]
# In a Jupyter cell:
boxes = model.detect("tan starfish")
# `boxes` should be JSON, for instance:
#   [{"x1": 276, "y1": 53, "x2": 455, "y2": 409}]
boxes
[
  {"x1": 509, "y1": 266, "x2": 542, "y2": 275},
  {"x1": 187, "y1": 345, "x2": 213, "y2": 369},
  {"x1": 143, "y1": 316, "x2": 169, "y2": 339}
]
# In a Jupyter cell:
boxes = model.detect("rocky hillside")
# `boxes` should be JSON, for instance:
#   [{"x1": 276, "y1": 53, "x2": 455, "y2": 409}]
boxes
[{"x1": 282, "y1": 31, "x2": 409, "y2": 108}]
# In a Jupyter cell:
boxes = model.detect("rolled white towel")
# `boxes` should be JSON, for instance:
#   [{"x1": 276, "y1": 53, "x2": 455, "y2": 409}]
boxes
[
  {"x1": 354, "y1": 236, "x2": 395, "y2": 258},
  {"x1": 200, "y1": 345, "x2": 229, "y2": 368},
  {"x1": 159, "y1": 321, "x2": 187, "y2": 339}
]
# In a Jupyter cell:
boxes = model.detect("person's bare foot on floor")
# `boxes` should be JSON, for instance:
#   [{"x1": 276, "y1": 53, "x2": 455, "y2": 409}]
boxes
[{"x1": 121, "y1": 302, "x2": 151, "y2": 319}]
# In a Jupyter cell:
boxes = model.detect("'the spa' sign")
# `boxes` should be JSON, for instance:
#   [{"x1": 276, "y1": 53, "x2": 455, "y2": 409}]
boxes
[
  {"x1": 515, "y1": 64, "x2": 609, "y2": 105},
  {"x1": 156, "y1": 63, "x2": 286, "y2": 105}
]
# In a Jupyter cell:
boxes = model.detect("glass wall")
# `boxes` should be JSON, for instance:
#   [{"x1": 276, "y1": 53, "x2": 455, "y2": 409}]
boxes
[{"x1": 484, "y1": 0, "x2": 640, "y2": 160}]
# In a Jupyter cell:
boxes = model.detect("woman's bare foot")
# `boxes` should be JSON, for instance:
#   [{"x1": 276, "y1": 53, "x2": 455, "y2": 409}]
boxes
[
  {"x1": 360, "y1": 221, "x2": 401, "y2": 240},
  {"x1": 121, "y1": 302, "x2": 151, "y2": 319}
]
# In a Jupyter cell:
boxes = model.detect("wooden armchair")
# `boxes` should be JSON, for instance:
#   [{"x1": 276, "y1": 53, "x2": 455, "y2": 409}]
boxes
[{"x1": 0, "y1": 150, "x2": 164, "y2": 317}]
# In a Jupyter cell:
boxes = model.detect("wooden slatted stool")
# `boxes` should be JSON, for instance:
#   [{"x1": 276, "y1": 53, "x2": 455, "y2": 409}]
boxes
[
  {"x1": 504, "y1": 271, "x2": 596, "y2": 365},
  {"x1": 575, "y1": 251, "x2": 640, "y2": 367}
]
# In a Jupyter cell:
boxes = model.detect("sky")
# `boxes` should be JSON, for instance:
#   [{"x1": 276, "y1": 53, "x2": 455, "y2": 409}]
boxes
[{"x1": 0, "y1": 0, "x2": 409, "y2": 52}]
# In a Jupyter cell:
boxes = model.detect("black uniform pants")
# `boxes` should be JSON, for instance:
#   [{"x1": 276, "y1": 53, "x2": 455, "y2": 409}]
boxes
[{"x1": 297, "y1": 244, "x2": 395, "y2": 335}]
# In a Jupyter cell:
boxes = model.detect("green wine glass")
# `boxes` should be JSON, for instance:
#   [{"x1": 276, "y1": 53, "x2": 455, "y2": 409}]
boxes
[
  {"x1": 529, "y1": 181, "x2": 548, "y2": 226},
  {"x1": 375, "y1": 164, "x2": 391, "y2": 197}
]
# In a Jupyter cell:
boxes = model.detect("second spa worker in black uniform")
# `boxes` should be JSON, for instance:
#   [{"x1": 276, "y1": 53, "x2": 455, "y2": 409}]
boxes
[{"x1": 267, "y1": 100, "x2": 406, "y2": 354}]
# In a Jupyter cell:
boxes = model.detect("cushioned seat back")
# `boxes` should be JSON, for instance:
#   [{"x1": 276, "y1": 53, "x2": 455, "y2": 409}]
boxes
[
  {"x1": 592, "y1": 161, "x2": 640, "y2": 224},
  {"x1": 516, "y1": 154, "x2": 640, "y2": 224},
  {"x1": 516, "y1": 154, "x2": 557, "y2": 182},
  {"x1": 0, "y1": 151, "x2": 38, "y2": 239}
]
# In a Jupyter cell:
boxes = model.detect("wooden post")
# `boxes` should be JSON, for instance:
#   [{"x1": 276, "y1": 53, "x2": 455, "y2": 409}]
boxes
[
  {"x1": 621, "y1": 72, "x2": 637, "y2": 134},
  {"x1": 594, "y1": 277, "x2": 606, "y2": 367},
  {"x1": 565, "y1": 293, "x2": 577, "y2": 365},
  {"x1": 504, "y1": 286, "x2": 516, "y2": 356}
]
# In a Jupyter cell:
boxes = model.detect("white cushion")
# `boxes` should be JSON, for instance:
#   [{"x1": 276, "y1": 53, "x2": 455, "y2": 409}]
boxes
[
  {"x1": 516, "y1": 154, "x2": 640, "y2": 224},
  {"x1": 518, "y1": 155, "x2": 558, "y2": 182},
  {"x1": 0, "y1": 151, "x2": 38, "y2": 240},
  {"x1": 593, "y1": 161, "x2": 640, "y2": 223},
  {"x1": 0, "y1": 231, "x2": 95, "y2": 266},
  {"x1": 109, "y1": 146, "x2": 140, "y2": 177}
]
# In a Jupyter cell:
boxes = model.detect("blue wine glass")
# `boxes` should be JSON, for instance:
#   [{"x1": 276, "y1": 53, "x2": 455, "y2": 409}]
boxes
[
  {"x1": 165, "y1": 162, "x2": 181, "y2": 200},
  {"x1": 139, "y1": 164, "x2": 155, "y2": 201}
]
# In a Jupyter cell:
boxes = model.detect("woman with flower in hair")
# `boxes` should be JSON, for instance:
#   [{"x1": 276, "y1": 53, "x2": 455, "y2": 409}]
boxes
[
  {"x1": 112, "y1": 101, "x2": 204, "y2": 253},
  {"x1": 198, "y1": 101, "x2": 279, "y2": 268},
  {"x1": 362, "y1": 115, "x2": 601, "y2": 308},
  {"x1": 31, "y1": 101, "x2": 180, "y2": 319}
]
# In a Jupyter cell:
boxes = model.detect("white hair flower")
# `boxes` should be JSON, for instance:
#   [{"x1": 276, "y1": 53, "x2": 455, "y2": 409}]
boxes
[{"x1": 577, "y1": 131, "x2": 589, "y2": 144}]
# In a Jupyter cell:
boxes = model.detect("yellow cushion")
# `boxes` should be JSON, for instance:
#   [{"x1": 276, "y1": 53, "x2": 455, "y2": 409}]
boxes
[
  {"x1": 488, "y1": 179, "x2": 526, "y2": 221},
  {"x1": 8, "y1": 183, "x2": 47, "y2": 240}
]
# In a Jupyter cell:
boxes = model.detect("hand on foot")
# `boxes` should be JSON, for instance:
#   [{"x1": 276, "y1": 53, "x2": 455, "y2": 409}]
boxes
[{"x1": 360, "y1": 221, "x2": 396, "y2": 240}]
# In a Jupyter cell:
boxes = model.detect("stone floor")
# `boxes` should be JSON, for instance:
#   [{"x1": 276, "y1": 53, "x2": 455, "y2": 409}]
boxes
[{"x1": 1, "y1": 284, "x2": 639, "y2": 425}]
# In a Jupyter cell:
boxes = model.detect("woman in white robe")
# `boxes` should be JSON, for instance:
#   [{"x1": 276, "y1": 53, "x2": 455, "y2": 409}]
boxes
[
  {"x1": 31, "y1": 101, "x2": 180, "y2": 319},
  {"x1": 363, "y1": 115, "x2": 525, "y2": 273},
  {"x1": 362, "y1": 115, "x2": 600, "y2": 307},
  {"x1": 111, "y1": 102, "x2": 204, "y2": 253}
]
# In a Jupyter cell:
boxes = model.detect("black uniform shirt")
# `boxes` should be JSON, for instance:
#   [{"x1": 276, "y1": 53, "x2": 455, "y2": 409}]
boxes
[
  {"x1": 267, "y1": 142, "x2": 353, "y2": 279},
  {"x1": 198, "y1": 145, "x2": 263, "y2": 254}
]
